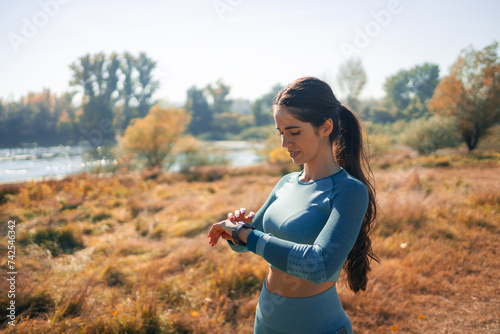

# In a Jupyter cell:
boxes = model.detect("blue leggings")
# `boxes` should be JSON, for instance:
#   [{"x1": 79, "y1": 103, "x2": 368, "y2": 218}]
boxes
[{"x1": 254, "y1": 280, "x2": 352, "y2": 334}]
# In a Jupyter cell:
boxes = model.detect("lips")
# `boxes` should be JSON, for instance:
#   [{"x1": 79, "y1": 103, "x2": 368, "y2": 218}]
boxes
[{"x1": 289, "y1": 151, "x2": 300, "y2": 158}]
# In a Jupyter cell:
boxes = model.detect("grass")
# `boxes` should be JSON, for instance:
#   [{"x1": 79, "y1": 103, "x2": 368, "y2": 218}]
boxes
[{"x1": 0, "y1": 151, "x2": 499, "y2": 333}]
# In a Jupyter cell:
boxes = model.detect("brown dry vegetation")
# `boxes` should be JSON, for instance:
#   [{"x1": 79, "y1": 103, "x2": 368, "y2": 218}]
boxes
[{"x1": 0, "y1": 152, "x2": 499, "y2": 333}]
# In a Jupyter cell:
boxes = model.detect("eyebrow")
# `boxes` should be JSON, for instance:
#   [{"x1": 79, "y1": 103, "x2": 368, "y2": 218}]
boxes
[{"x1": 276, "y1": 126, "x2": 301, "y2": 130}]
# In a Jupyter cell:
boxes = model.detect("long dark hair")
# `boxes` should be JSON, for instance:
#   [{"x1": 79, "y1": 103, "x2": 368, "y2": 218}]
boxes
[{"x1": 273, "y1": 77, "x2": 379, "y2": 293}]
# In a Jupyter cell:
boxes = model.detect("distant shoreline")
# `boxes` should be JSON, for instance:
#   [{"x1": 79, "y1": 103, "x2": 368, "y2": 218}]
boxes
[{"x1": 0, "y1": 141, "x2": 264, "y2": 185}]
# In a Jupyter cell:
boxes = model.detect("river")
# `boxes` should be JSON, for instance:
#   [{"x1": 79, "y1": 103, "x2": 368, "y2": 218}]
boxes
[{"x1": 0, "y1": 141, "x2": 264, "y2": 184}]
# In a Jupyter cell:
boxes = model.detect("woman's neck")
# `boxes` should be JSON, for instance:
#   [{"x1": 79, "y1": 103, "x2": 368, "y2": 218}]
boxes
[{"x1": 300, "y1": 150, "x2": 341, "y2": 182}]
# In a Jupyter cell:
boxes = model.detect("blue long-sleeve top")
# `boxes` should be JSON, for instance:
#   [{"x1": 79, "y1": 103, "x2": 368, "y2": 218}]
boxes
[{"x1": 228, "y1": 168, "x2": 368, "y2": 284}]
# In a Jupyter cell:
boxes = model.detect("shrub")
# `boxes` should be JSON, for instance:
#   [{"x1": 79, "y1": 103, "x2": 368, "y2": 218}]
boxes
[
  {"x1": 400, "y1": 116, "x2": 460, "y2": 155},
  {"x1": 31, "y1": 225, "x2": 84, "y2": 256}
]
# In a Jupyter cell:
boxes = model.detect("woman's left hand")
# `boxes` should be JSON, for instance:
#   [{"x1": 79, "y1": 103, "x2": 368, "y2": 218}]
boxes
[{"x1": 207, "y1": 219, "x2": 237, "y2": 246}]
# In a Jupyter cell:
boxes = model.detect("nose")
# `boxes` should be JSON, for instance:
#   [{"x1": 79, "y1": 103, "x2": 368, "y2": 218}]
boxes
[{"x1": 281, "y1": 134, "x2": 292, "y2": 148}]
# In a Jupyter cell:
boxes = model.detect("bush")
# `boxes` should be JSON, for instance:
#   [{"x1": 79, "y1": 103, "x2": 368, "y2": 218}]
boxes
[
  {"x1": 400, "y1": 116, "x2": 460, "y2": 155},
  {"x1": 31, "y1": 225, "x2": 84, "y2": 256},
  {"x1": 173, "y1": 136, "x2": 228, "y2": 175},
  {"x1": 234, "y1": 125, "x2": 275, "y2": 140}
]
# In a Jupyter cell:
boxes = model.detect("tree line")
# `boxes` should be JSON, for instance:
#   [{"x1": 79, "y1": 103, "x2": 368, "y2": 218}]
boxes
[{"x1": 0, "y1": 41, "x2": 499, "y2": 155}]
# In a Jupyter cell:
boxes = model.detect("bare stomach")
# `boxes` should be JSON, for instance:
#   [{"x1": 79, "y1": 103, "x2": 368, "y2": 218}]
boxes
[{"x1": 265, "y1": 266, "x2": 336, "y2": 298}]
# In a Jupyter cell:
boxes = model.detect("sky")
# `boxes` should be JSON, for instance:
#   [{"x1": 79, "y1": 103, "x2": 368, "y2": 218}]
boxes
[{"x1": 1, "y1": 0, "x2": 500, "y2": 106}]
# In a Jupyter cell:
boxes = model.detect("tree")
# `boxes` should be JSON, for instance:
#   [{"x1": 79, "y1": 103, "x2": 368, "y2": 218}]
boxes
[
  {"x1": 121, "y1": 104, "x2": 191, "y2": 170},
  {"x1": 69, "y1": 52, "x2": 159, "y2": 144},
  {"x1": 384, "y1": 63, "x2": 440, "y2": 119},
  {"x1": 70, "y1": 52, "x2": 120, "y2": 144},
  {"x1": 337, "y1": 58, "x2": 367, "y2": 110},
  {"x1": 120, "y1": 52, "x2": 136, "y2": 130},
  {"x1": 135, "y1": 52, "x2": 159, "y2": 118},
  {"x1": 205, "y1": 78, "x2": 231, "y2": 114},
  {"x1": 186, "y1": 86, "x2": 212, "y2": 135},
  {"x1": 0, "y1": 89, "x2": 78, "y2": 147},
  {"x1": 252, "y1": 83, "x2": 283, "y2": 126},
  {"x1": 429, "y1": 41, "x2": 500, "y2": 152}
]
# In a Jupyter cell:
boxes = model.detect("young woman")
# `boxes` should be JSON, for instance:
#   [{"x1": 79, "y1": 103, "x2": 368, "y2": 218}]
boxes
[{"x1": 207, "y1": 77, "x2": 378, "y2": 334}]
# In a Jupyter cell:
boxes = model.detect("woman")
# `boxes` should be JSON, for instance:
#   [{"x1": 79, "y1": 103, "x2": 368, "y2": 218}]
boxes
[{"x1": 207, "y1": 77, "x2": 378, "y2": 334}]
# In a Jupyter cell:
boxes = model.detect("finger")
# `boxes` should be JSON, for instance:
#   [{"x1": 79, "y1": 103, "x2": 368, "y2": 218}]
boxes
[
  {"x1": 213, "y1": 230, "x2": 225, "y2": 246},
  {"x1": 240, "y1": 208, "x2": 246, "y2": 216},
  {"x1": 207, "y1": 224, "x2": 216, "y2": 238},
  {"x1": 208, "y1": 223, "x2": 222, "y2": 242},
  {"x1": 208, "y1": 223, "x2": 221, "y2": 236},
  {"x1": 241, "y1": 211, "x2": 255, "y2": 223},
  {"x1": 228, "y1": 213, "x2": 234, "y2": 221},
  {"x1": 221, "y1": 232, "x2": 233, "y2": 243}
]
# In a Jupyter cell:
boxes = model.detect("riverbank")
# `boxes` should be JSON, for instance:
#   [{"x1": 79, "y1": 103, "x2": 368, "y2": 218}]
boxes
[{"x1": 0, "y1": 141, "x2": 264, "y2": 184}]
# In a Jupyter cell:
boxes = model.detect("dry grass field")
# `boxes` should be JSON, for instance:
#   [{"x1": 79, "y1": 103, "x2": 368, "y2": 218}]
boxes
[{"x1": 0, "y1": 151, "x2": 499, "y2": 333}]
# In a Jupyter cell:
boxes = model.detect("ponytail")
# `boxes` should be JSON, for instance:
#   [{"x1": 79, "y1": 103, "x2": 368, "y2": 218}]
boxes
[
  {"x1": 335, "y1": 105, "x2": 379, "y2": 293},
  {"x1": 273, "y1": 77, "x2": 379, "y2": 293}
]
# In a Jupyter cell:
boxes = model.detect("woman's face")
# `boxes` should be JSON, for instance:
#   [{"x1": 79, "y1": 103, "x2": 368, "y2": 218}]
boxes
[{"x1": 273, "y1": 108, "x2": 331, "y2": 166}]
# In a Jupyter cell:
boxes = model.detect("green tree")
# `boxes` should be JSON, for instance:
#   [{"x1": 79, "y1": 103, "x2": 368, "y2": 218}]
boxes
[
  {"x1": 337, "y1": 58, "x2": 367, "y2": 110},
  {"x1": 252, "y1": 83, "x2": 283, "y2": 126},
  {"x1": 205, "y1": 78, "x2": 231, "y2": 114},
  {"x1": 186, "y1": 86, "x2": 212, "y2": 136},
  {"x1": 70, "y1": 52, "x2": 159, "y2": 145},
  {"x1": 135, "y1": 52, "x2": 159, "y2": 118},
  {"x1": 384, "y1": 63, "x2": 440, "y2": 119},
  {"x1": 120, "y1": 52, "x2": 136, "y2": 131},
  {"x1": 429, "y1": 41, "x2": 500, "y2": 152},
  {"x1": 70, "y1": 52, "x2": 120, "y2": 144}
]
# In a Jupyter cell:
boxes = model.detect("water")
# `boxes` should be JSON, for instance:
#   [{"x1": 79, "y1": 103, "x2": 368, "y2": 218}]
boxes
[{"x1": 0, "y1": 141, "x2": 264, "y2": 184}]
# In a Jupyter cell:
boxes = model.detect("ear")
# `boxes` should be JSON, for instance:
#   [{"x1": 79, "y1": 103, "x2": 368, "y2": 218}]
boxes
[{"x1": 320, "y1": 118, "x2": 333, "y2": 138}]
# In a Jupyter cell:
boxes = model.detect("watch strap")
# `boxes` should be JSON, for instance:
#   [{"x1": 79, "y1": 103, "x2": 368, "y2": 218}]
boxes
[{"x1": 231, "y1": 222, "x2": 256, "y2": 246}]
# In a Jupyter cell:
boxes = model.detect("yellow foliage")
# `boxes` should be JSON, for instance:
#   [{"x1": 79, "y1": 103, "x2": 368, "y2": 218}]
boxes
[
  {"x1": 268, "y1": 147, "x2": 290, "y2": 164},
  {"x1": 120, "y1": 104, "x2": 191, "y2": 170}
]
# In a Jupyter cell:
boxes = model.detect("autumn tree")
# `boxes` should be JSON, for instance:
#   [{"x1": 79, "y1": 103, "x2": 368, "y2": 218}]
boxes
[
  {"x1": 0, "y1": 90, "x2": 77, "y2": 147},
  {"x1": 428, "y1": 42, "x2": 500, "y2": 152},
  {"x1": 121, "y1": 104, "x2": 191, "y2": 171},
  {"x1": 337, "y1": 58, "x2": 367, "y2": 111}
]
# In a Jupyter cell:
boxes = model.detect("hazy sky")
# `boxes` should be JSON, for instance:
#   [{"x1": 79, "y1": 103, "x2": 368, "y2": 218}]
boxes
[{"x1": 1, "y1": 0, "x2": 499, "y2": 105}]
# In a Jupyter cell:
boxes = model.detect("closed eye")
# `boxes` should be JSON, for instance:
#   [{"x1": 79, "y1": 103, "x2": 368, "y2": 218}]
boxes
[{"x1": 291, "y1": 131, "x2": 300, "y2": 136}]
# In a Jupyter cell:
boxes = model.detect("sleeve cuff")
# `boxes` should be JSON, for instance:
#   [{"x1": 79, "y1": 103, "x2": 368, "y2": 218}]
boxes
[{"x1": 246, "y1": 229, "x2": 265, "y2": 254}]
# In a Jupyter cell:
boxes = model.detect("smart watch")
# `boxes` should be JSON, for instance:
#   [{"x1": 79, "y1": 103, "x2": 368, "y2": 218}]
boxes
[{"x1": 231, "y1": 222, "x2": 256, "y2": 246}]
